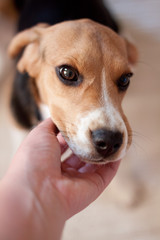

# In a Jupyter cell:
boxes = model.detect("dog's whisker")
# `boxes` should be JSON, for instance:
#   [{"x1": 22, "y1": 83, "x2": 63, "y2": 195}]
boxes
[
  {"x1": 130, "y1": 130, "x2": 150, "y2": 142},
  {"x1": 130, "y1": 131, "x2": 151, "y2": 156},
  {"x1": 131, "y1": 140, "x2": 147, "y2": 155}
]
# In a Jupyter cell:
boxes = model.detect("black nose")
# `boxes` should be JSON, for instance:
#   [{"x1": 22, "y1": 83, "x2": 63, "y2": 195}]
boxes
[{"x1": 91, "y1": 129, "x2": 123, "y2": 158}]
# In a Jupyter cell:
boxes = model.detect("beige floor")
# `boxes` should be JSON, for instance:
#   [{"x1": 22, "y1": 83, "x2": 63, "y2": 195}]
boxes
[{"x1": 0, "y1": 0, "x2": 160, "y2": 239}]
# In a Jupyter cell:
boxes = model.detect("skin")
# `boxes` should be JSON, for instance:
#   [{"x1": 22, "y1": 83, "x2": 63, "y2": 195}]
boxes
[{"x1": 0, "y1": 118, "x2": 120, "y2": 240}]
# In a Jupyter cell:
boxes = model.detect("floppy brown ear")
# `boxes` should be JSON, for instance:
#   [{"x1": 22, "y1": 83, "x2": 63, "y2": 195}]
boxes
[
  {"x1": 8, "y1": 23, "x2": 49, "y2": 57},
  {"x1": 124, "y1": 39, "x2": 138, "y2": 66},
  {"x1": 8, "y1": 23, "x2": 49, "y2": 77}
]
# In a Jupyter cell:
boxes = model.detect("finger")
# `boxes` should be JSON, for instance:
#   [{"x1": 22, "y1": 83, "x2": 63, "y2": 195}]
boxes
[
  {"x1": 93, "y1": 160, "x2": 121, "y2": 187},
  {"x1": 36, "y1": 119, "x2": 68, "y2": 155},
  {"x1": 34, "y1": 118, "x2": 57, "y2": 133},
  {"x1": 61, "y1": 154, "x2": 85, "y2": 171},
  {"x1": 76, "y1": 161, "x2": 120, "y2": 197},
  {"x1": 64, "y1": 160, "x2": 121, "y2": 218},
  {"x1": 11, "y1": 118, "x2": 61, "y2": 173},
  {"x1": 78, "y1": 163, "x2": 100, "y2": 173}
]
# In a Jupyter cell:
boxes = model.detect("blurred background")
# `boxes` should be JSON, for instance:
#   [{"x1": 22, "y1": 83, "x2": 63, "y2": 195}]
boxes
[{"x1": 0, "y1": 0, "x2": 160, "y2": 239}]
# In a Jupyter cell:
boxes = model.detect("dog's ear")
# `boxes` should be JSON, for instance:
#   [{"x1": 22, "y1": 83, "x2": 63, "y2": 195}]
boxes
[
  {"x1": 8, "y1": 23, "x2": 49, "y2": 77},
  {"x1": 10, "y1": 71, "x2": 42, "y2": 129},
  {"x1": 9, "y1": 24, "x2": 49, "y2": 129},
  {"x1": 124, "y1": 39, "x2": 138, "y2": 66}
]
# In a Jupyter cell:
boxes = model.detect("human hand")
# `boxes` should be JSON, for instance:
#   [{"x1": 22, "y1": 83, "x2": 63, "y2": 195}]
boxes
[{"x1": 0, "y1": 118, "x2": 120, "y2": 240}]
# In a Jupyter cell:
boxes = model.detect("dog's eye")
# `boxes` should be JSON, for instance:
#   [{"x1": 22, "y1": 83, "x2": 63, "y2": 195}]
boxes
[
  {"x1": 117, "y1": 73, "x2": 133, "y2": 91},
  {"x1": 56, "y1": 65, "x2": 81, "y2": 86},
  {"x1": 60, "y1": 66, "x2": 78, "y2": 81}
]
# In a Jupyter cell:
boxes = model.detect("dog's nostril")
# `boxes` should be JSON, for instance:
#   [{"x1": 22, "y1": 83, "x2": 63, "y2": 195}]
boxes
[
  {"x1": 91, "y1": 129, "x2": 123, "y2": 158},
  {"x1": 114, "y1": 143, "x2": 121, "y2": 151},
  {"x1": 96, "y1": 140, "x2": 108, "y2": 150}
]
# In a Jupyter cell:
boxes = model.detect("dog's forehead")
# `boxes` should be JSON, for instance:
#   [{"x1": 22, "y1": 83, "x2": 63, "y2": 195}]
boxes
[{"x1": 42, "y1": 19, "x2": 127, "y2": 66}]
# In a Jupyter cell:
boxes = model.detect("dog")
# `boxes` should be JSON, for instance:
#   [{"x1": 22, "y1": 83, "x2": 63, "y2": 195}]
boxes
[{"x1": 8, "y1": 18, "x2": 137, "y2": 164}]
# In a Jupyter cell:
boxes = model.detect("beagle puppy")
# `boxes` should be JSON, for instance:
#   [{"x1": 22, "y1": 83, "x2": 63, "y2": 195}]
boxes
[{"x1": 8, "y1": 19, "x2": 137, "y2": 164}]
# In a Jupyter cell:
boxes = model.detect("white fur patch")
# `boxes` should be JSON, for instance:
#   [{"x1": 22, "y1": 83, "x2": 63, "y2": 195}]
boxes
[
  {"x1": 39, "y1": 104, "x2": 50, "y2": 119},
  {"x1": 101, "y1": 68, "x2": 120, "y2": 129}
]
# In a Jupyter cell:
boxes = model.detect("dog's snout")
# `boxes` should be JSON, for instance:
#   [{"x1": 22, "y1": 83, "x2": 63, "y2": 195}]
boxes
[{"x1": 91, "y1": 129, "x2": 123, "y2": 158}]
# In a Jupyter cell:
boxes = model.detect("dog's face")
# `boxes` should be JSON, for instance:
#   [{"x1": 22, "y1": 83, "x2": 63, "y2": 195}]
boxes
[{"x1": 9, "y1": 19, "x2": 138, "y2": 164}]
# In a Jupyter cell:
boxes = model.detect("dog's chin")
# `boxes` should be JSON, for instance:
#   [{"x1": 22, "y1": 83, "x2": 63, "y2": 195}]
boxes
[{"x1": 79, "y1": 156, "x2": 121, "y2": 165}]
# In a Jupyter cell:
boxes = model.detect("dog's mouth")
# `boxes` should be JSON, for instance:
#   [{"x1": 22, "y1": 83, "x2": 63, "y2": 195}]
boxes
[
  {"x1": 79, "y1": 155, "x2": 121, "y2": 164},
  {"x1": 85, "y1": 158, "x2": 121, "y2": 164},
  {"x1": 55, "y1": 116, "x2": 128, "y2": 164}
]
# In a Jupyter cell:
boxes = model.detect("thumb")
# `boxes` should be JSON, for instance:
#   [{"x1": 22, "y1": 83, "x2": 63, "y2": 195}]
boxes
[{"x1": 9, "y1": 118, "x2": 62, "y2": 175}]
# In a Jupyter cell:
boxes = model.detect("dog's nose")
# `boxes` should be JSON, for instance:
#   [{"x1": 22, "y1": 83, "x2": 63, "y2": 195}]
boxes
[{"x1": 91, "y1": 129, "x2": 123, "y2": 158}]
